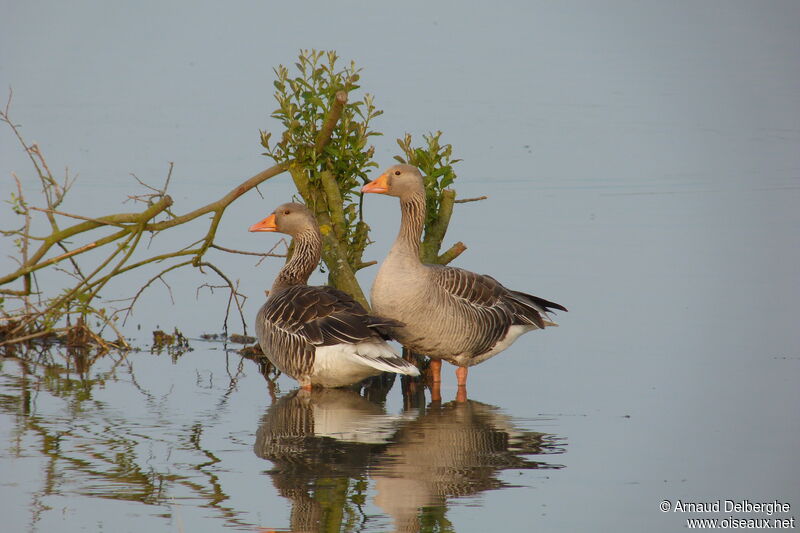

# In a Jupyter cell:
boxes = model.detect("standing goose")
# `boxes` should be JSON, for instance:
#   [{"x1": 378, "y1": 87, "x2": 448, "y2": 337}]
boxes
[
  {"x1": 361, "y1": 165, "x2": 566, "y2": 393},
  {"x1": 249, "y1": 202, "x2": 420, "y2": 389}
]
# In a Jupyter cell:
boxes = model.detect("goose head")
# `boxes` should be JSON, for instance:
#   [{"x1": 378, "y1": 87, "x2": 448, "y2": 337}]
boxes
[
  {"x1": 361, "y1": 164, "x2": 424, "y2": 199},
  {"x1": 249, "y1": 202, "x2": 316, "y2": 236}
]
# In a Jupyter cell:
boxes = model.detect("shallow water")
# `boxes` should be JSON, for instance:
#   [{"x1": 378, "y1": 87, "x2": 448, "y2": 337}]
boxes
[
  {"x1": 0, "y1": 347, "x2": 566, "y2": 532},
  {"x1": 2, "y1": 1, "x2": 800, "y2": 532}
]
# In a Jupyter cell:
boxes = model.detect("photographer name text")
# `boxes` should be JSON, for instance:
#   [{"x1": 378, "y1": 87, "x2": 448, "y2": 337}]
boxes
[{"x1": 670, "y1": 500, "x2": 791, "y2": 515}]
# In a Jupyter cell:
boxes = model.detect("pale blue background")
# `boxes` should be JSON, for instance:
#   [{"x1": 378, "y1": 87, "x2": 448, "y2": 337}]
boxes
[{"x1": 2, "y1": 1, "x2": 799, "y2": 531}]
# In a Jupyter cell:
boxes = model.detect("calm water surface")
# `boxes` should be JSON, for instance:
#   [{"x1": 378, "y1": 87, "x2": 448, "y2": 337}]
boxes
[
  {"x1": 2, "y1": 2, "x2": 799, "y2": 532},
  {"x1": 1, "y1": 346, "x2": 566, "y2": 532}
]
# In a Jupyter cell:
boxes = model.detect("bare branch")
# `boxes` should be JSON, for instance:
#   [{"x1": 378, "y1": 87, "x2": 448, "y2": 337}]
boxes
[
  {"x1": 454, "y1": 195, "x2": 488, "y2": 204},
  {"x1": 127, "y1": 162, "x2": 175, "y2": 206},
  {"x1": 0, "y1": 96, "x2": 48, "y2": 192},
  {"x1": 96, "y1": 314, "x2": 131, "y2": 349},
  {"x1": 55, "y1": 241, "x2": 88, "y2": 281},
  {"x1": 435, "y1": 241, "x2": 467, "y2": 265},
  {"x1": 196, "y1": 262, "x2": 248, "y2": 335},
  {"x1": 119, "y1": 260, "x2": 193, "y2": 326},
  {"x1": 3, "y1": 87, "x2": 12, "y2": 116},
  {"x1": 254, "y1": 238, "x2": 289, "y2": 267},
  {"x1": 49, "y1": 242, "x2": 98, "y2": 264},
  {"x1": 0, "y1": 195, "x2": 173, "y2": 286},
  {"x1": 30, "y1": 207, "x2": 128, "y2": 228},
  {"x1": 210, "y1": 244, "x2": 286, "y2": 258},
  {"x1": 145, "y1": 162, "x2": 289, "y2": 232},
  {"x1": 356, "y1": 260, "x2": 377, "y2": 270},
  {"x1": 314, "y1": 90, "x2": 348, "y2": 153},
  {"x1": 0, "y1": 327, "x2": 68, "y2": 348}
]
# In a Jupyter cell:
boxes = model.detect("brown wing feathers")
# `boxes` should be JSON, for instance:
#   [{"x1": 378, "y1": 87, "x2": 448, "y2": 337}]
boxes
[
  {"x1": 432, "y1": 266, "x2": 503, "y2": 307},
  {"x1": 256, "y1": 303, "x2": 315, "y2": 377},
  {"x1": 264, "y1": 285, "x2": 403, "y2": 348},
  {"x1": 432, "y1": 265, "x2": 567, "y2": 355}
]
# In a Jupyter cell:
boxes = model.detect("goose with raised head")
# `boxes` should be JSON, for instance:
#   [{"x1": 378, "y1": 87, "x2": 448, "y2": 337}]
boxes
[
  {"x1": 362, "y1": 165, "x2": 566, "y2": 393},
  {"x1": 249, "y1": 202, "x2": 420, "y2": 389}
]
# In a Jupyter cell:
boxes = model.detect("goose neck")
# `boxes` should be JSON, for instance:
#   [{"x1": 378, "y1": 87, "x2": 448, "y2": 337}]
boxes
[
  {"x1": 395, "y1": 192, "x2": 426, "y2": 258},
  {"x1": 272, "y1": 229, "x2": 320, "y2": 292}
]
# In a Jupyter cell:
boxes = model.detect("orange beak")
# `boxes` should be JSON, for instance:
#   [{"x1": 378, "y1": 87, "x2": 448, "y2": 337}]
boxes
[
  {"x1": 249, "y1": 213, "x2": 277, "y2": 232},
  {"x1": 361, "y1": 172, "x2": 390, "y2": 194}
]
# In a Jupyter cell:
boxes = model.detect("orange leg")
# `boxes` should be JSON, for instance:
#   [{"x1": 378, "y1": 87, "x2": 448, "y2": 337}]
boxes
[
  {"x1": 428, "y1": 359, "x2": 443, "y2": 403},
  {"x1": 455, "y1": 366, "x2": 468, "y2": 403},
  {"x1": 430, "y1": 380, "x2": 442, "y2": 404},
  {"x1": 429, "y1": 359, "x2": 442, "y2": 383},
  {"x1": 301, "y1": 384, "x2": 312, "y2": 392},
  {"x1": 455, "y1": 366, "x2": 468, "y2": 387}
]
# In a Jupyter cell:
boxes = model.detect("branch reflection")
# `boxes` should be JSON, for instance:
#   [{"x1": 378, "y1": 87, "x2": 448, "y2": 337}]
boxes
[{"x1": 0, "y1": 343, "x2": 254, "y2": 531}]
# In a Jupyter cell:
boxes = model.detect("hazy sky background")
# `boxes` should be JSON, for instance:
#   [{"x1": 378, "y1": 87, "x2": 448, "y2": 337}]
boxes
[
  {"x1": 2, "y1": 0, "x2": 798, "y2": 333},
  {"x1": 1, "y1": 2, "x2": 799, "y2": 531}
]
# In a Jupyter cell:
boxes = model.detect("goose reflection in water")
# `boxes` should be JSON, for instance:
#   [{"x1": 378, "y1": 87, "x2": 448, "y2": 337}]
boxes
[
  {"x1": 254, "y1": 387, "x2": 401, "y2": 532},
  {"x1": 252, "y1": 384, "x2": 565, "y2": 532},
  {"x1": 372, "y1": 399, "x2": 564, "y2": 532}
]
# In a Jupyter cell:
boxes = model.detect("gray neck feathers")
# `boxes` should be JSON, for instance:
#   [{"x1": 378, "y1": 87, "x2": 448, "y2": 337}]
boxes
[
  {"x1": 397, "y1": 192, "x2": 426, "y2": 258},
  {"x1": 271, "y1": 228, "x2": 321, "y2": 293}
]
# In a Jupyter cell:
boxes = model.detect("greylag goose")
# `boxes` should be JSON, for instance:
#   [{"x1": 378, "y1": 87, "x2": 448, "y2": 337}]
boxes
[
  {"x1": 249, "y1": 202, "x2": 420, "y2": 389},
  {"x1": 361, "y1": 165, "x2": 566, "y2": 392}
]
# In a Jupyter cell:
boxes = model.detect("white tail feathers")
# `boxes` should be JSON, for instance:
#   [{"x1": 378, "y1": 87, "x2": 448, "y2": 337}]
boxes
[
  {"x1": 353, "y1": 342, "x2": 420, "y2": 376},
  {"x1": 312, "y1": 343, "x2": 420, "y2": 387}
]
